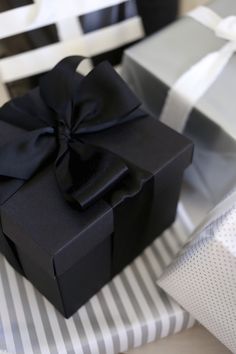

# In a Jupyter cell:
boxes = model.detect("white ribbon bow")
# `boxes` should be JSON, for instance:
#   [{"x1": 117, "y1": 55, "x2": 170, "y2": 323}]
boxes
[{"x1": 160, "y1": 6, "x2": 236, "y2": 139}]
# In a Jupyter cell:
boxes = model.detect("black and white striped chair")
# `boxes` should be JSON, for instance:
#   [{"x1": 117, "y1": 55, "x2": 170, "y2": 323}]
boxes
[
  {"x1": 0, "y1": 0, "x2": 146, "y2": 101},
  {"x1": 0, "y1": 0, "x2": 179, "y2": 101}
]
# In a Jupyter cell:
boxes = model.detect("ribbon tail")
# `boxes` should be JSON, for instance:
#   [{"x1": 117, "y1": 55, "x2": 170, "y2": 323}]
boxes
[
  {"x1": 54, "y1": 144, "x2": 75, "y2": 203},
  {"x1": 160, "y1": 42, "x2": 236, "y2": 134},
  {"x1": 56, "y1": 140, "x2": 129, "y2": 209},
  {"x1": 72, "y1": 149, "x2": 129, "y2": 210},
  {"x1": 188, "y1": 6, "x2": 221, "y2": 30}
]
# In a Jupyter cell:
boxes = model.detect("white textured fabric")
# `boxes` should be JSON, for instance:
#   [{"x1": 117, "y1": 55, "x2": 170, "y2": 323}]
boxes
[
  {"x1": 0, "y1": 205, "x2": 195, "y2": 354},
  {"x1": 160, "y1": 6, "x2": 236, "y2": 139},
  {"x1": 158, "y1": 189, "x2": 236, "y2": 354}
]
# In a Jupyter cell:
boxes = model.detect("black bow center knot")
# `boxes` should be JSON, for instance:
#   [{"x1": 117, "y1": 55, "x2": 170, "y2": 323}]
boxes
[{"x1": 58, "y1": 121, "x2": 73, "y2": 143}]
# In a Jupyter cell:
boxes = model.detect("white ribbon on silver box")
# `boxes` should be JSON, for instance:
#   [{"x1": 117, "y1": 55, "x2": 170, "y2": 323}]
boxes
[
  {"x1": 160, "y1": 5, "x2": 236, "y2": 139},
  {"x1": 158, "y1": 188, "x2": 236, "y2": 354}
]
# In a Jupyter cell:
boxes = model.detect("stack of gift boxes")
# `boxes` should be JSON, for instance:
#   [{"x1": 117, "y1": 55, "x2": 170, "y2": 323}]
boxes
[
  {"x1": 123, "y1": 0, "x2": 236, "y2": 352},
  {"x1": 0, "y1": 0, "x2": 235, "y2": 353}
]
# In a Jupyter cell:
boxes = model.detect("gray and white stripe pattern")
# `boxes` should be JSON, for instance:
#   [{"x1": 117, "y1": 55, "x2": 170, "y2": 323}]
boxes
[{"x1": 0, "y1": 205, "x2": 195, "y2": 354}]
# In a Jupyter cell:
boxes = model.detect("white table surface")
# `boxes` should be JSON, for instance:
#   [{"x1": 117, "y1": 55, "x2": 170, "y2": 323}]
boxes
[{"x1": 124, "y1": 324, "x2": 232, "y2": 354}]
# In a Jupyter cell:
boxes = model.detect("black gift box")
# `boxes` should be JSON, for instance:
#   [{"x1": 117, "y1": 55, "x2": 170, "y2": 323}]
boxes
[{"x1": 0, "y1": 57, "x2": 193, "y2": 317}]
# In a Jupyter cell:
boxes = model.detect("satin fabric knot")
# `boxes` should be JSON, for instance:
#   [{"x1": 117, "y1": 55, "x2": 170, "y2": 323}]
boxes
[
  {"x1": 57, "y1": 121, "x2": 73, "y2": 143},
  {"x1": 0, "y1": 56, "x2": 145, "y2": 209}
]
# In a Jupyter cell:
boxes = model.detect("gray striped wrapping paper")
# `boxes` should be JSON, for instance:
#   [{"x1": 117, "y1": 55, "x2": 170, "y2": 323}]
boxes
[{"x1": 0, "y1": 205, "x2": 195, "y2": 354}]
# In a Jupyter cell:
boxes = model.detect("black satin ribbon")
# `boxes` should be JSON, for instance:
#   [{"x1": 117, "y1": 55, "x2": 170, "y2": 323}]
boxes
[{"x1": 0, "y1": 56, "x2": 145, "y2": 209}]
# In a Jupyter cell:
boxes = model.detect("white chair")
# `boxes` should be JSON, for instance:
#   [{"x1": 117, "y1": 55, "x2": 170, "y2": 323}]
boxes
[{"x1": 0, "y1": 0, "x2": 144, "y2": 102}]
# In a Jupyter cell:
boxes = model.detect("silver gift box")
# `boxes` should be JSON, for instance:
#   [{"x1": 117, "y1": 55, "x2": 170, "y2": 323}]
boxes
[{"x1": 123, "y1": 0, "x2": 236, "y2": 222}]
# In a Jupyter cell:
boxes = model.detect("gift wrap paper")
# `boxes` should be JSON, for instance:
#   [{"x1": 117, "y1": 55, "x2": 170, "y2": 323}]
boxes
[
  {"x1": 158, "y1": 190, "x2": 236, "y2": 353},
  {"x1": 0, "y1": 207, "x2": 195, "y2": 354}
]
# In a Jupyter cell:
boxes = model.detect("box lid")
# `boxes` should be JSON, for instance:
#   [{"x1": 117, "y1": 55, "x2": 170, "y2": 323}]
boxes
[{"x1": 1, "y1": 116, "x2": 193, "y2": 277}]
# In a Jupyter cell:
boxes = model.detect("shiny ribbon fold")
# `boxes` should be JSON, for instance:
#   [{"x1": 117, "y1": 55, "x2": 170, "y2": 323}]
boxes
[{"x1": 0, "y1": 56, "x2": 144, "y2": 209}]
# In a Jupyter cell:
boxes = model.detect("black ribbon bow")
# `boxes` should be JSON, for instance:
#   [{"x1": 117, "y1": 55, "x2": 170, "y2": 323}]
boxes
[{"x1": 0, "y1": 56, "x2": 145, "y2": 209}]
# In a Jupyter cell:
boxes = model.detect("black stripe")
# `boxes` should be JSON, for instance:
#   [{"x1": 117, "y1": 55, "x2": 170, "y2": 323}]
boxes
[
  {"x1": 6, "y1": 72, "x2": 44, "y2": 97},
  {"x1": 0, "y1": 0, "x2": 33, "y2": 13},
  {"x1": 1, "y1": 24, "x2": 58, "y2": 57},
  {"x1": 136, "y1": 0, "x2": 178, "y2": 35},
  {"x1": 79, "y1": 1, "x2": 138, "y2": 34}
]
